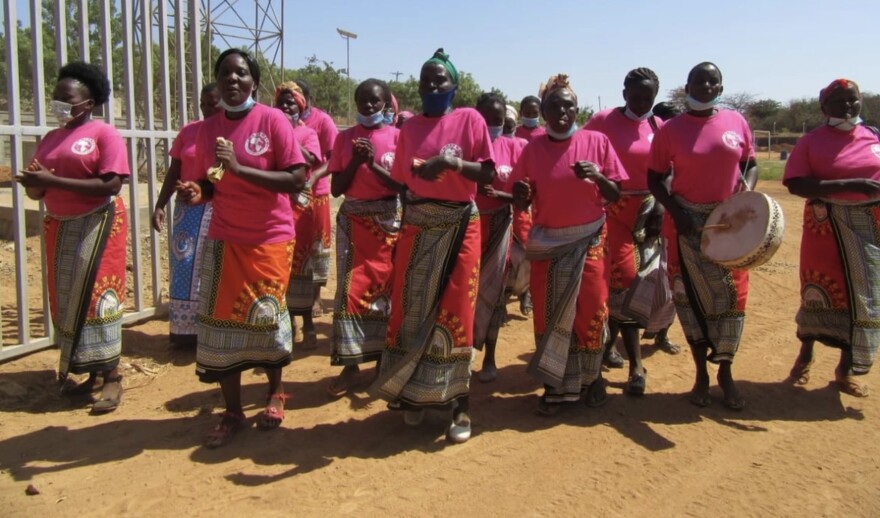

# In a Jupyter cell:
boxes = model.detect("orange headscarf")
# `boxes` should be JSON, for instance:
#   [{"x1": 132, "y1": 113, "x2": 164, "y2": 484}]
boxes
[{"x1": 274, "y1": 81, "x2": 307, "y2": 114}]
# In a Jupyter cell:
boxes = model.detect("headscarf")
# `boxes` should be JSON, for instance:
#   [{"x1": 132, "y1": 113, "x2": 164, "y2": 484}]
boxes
[
  {"x1": 505, "y1": 104, "x2": 518, "y2": 122},
  {"x1": 539, "y1": 73, "x2": 577, "y2": 105},
  {"x1": 423, "y1": 48, "x2": 459, "y2": 86},
  {"x1": 398, "y1": 110, "x2": 413, "y2": 121},
  {"x1": 274, "y1": 81, "x2": 307, "y2": 114},
  {"x1": 819, "y1": 78, "x2": 859, "y2": 105}
]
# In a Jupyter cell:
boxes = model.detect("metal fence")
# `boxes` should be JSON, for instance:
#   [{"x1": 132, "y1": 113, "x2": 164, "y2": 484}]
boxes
[{"x1": 0, "y1": 0, "x2": 206, "y2": 362}]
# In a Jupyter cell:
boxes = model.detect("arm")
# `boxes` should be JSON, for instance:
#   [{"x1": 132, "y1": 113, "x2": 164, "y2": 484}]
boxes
[
  {"x1": 478, "y1": 183, "x2": 514, "y2": 202},
  {"x1": 786, "y1": 176, "x2": 880, "y2": 199},
  {"x1": 413, "y1": 154, "x2": 495, "y2": 184},
  {"x1": 17, "y1": 161, "x2": 123, "y2": 197},
  {"x1": 573, "y1": 161, "x2": 620, "y2": 202},
  {"x1": 740, "y1": 157, "x2": 758, "y2": 191},
  {"x1": 215, "y1": 139, "x2": 306, "y2": 193},
  {"x1": 648, "y1": 169, "x2": 694, "y2": 236},
  {"x1": 152, "y1": 158, "x2": 182, "y2": 232}
]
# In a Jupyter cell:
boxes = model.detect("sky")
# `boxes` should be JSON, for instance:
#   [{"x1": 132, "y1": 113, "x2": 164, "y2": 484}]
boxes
[{"x1": 269, "y1": 0, "x2": 879, "y2": 110}]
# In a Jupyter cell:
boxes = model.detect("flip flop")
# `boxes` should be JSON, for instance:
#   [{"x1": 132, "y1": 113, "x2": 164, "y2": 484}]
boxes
[
  {"x1": 788, "y1": 359, "x2": 813, "y2": 385},
  {"x1": 625, "y1": 371, "x2": 647, "y2": 396},
  {"x1": 91, "y1": 375, "x2": 123, "y2": 413},
  {"x1": 836, "y1": 376, "x2": 869, "y2": 398},
  {"x1": 205, "y1": 411, "x2": 246, "y2": 448},
  {"x1": 258, "y1": 393, "x2": 288, "y2": 429}
]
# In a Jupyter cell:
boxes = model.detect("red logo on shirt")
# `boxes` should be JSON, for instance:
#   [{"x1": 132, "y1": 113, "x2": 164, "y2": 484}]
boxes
[
  {"x1": 380, "y1": 151, "x2": 395, "y2": 170},
  {"x1": 71, "y1": 138, "x2": 96, "y2": 155},
  {"x1": 440, "y1": 143, "x2": 463, "y2": 158},
  {"x1": 722, "y1": 131, "x2": 742, "y2": 149},
  {"x1": 497, "y1": 165, "x2": 512, "y2": 182},
  {"x1": 244, "y1": 132, "x2": 270, "y2": 156}
]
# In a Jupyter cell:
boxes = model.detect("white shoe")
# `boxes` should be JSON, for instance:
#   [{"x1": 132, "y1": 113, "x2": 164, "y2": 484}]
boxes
[
  {"x1": 446, "y1": 413, "x2": 471, "y2": 443},
  {"x1": 403, "y1": 409, "x2": 425, "y2": 426}
]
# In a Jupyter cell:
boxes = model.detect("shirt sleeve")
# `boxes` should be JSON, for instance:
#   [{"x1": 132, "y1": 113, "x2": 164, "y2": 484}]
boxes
[
  {"x1": 782, "y1": 134, "x2": 812, "y2": 184},
  {"x1": 169, "y1": 126, "x2": 186, "y2": 160},
  {"x1": 600, "y1": 134, "x2": 627, "y2": 183},
  {"x1": 96, "y1": 124, "x2": 131, "y2": 177},
  {"x1": 467, "y1": 111, "x2": 495, "y2": 164},
  {"x1": 327, "y1": 131, "x2": 347, "y2": 173},
  {"x1": 390, "y1": 128, "x2": 409, "y2": 185},
  {"x1": 740, "y1": 114, "x2": 756, "y2": 160},
  {"x1": 648, "y1": 125, "x2": 672, "y2": 175},
  {"x1": 319, "y1": 116, "x2": 339, "y2": 159}
]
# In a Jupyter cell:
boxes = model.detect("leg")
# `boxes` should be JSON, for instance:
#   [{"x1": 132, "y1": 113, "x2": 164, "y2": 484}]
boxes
[
  {"x1": 92, "y1": 367, "x2": 123, "y2": 413},
  {"x1": 788, "y1": 339, "x2": 815, "y2": 385},
  {"x1": 312, "y1": 285, "x2": 323, "y2": 317},
  {"x1": 327, "y1": 364, "x2": 361, "y2": 398},
  {"x1": 654, "y1": 326, "x2": 681, "y2": 355},
  {"x1": 622, "y1": 326, "x2": 646, "y2": 396},
  {"x1": 519, "y1": 290, "x2": 533, "y2": 316},
  {"x1": 478, "y1": 340, "x2": 498, "y2": 383},
  {"x1": 259, "y1": 367, "x2": 288, "y2": 428},
  {"x1": 302, "y1": 312, "x2": 317, "y2": 349},
  {"x1": 447, "y1": 396, "x2": 472, "y2": 443},
  {"x1": 835, "y1": 349, "x2": 869, "y2": 397},
  {"x1": 61, "y1": 371, "x2": 99, "y2": 396},
  {"x1": 205, "y1": 372, "x2": 246, "y2": 448},
  {"x1": 717, "y1": 360, "x2": 745, "y2": 410},
  {"x1": 603, "y1": 320, "x2": 625, "y2": 369},
  {"x1": 689, "y1": 342, "x2": 712, "y2": 407},
  {"x1": 585, "y1": 374, "x2": 608, "y2": 408}
]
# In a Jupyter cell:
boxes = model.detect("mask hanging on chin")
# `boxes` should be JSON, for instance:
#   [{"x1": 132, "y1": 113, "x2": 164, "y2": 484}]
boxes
[
  {"x1": 827, "y1": 115, "x2": 862, "y2": 131},
  {"x1": 421, "y1": 88, "x2": 456, "y2": 116},
  {"x1": 624, "y1": 106, "x2": 653, "y2": 121},
  {"x1": 220, "y1": 94, "x2": 256, "y2": 113},
  {"x1": 357, "y1": 110, "x2": 386, "y2": 128},
  {"x1": 684, "y1": 95, "x2": 720, "y2": 111},
  {"x1": 546, "y1": 123, "x2": 579, "y2": 141}
]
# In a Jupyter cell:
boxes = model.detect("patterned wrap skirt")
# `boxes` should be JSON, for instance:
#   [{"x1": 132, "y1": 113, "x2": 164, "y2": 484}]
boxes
[
  {"x1": 168, "y1": 201, "x2": 213, "y2": 336},
  {"x1": 287, "y1": 190, "x2": 332, "y2": 312},
  {"x1": 473, "y1": 204, "x2": 513, "y2": 350}
]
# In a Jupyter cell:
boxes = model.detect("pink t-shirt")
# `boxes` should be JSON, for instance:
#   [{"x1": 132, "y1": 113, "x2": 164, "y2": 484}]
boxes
[
  {"x1": 34, "y1": 119, "x2": 131, "y2": 216},
  {"x1": 390, "y1": 108, "x2": 495, "y2": 203},
  {"x1": 476, "y1": 136, "x2": 526, "y2": 211},
  {"x1": 292, "y1": 124, "x2": 324, "y2": 176},
  {"x1": 194, "y1": 103, "x2": 306, "y2": 244},
  {"x1": 510, "y1": 130, "x2": 627, "y2": 228},
  {"x1": 302, "y1": 106, "x2": 339, "y2": 196},
  {"x1": 783, "y1": 125, "x2": 880, "y2": 201},
  {"x1": 585, "y1": 108, "x2": 663, "y2": 191},
  {"x1": 170, "y1": 119, "x2": 205, "y2": 182},
  {"x1": 515, "y1": 125, "x2": 546, "y2": 142},
  {"x1": 328, "y1": 124, "x2": 400, "y2": 200},
  {"x1": 648, "y1": 109, "x2": 755, "y2": 204}
]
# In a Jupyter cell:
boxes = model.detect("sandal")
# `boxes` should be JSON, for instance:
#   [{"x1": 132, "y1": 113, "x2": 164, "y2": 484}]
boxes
[
  {"x1": 258, "y1": 393, "x2": 288, "y2": 429},
  {"x1": 91, "y1": 375, "x2": 123, "y2": 413},
  {"x1": 655, "y1": 338, "x2": 681, "y2": 355},
  {"x1": 205, "y1": 410, "x2": 246, "y2": 448},
  {"x1": 61, "y1": 374, "x2": 100, "y2": 397},
  {"x1": 835, "y1": 376, "x2": 869, "y2": 398},
  {"x1": 689, "y1": 390, "x2": 712, "y2": 408},
  {"x1": 625, "y1": 370, "x2": 647, "y2": 397},
  {"x1": 788, "y1": 359, "x2": 813, "y2": 385},
  {"x1": 327, "y1": 366, "x2": 360, "y2": 398},
  {"x1": 603, "y1": 347, "x2": 625, "y2": 369},
  {"x1": 302, "y1": 330, "x2": 318, "y2": 350}
]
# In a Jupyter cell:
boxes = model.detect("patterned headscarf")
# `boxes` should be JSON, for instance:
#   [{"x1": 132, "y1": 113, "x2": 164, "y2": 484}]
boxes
[
  {"x1": 539, "y1": 74, "x2": 577, "y2": 105},
  {"x1": 274, "y1": 81, "x2": 307, "y2": 114},
  {"x1": 423, "y1": 48, "x2": 459, "y2": 86},
  {"x1": 819, "y1": 78, "x2": 860, "y2": 105}
]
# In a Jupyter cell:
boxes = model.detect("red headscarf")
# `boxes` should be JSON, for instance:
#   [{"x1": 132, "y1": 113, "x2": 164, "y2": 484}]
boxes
[{"x1": 819, "y1": 78, "x2": 859, "y2": 104}]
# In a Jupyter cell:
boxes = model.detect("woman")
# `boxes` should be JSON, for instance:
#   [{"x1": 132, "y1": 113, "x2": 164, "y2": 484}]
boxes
[
  {"x1": 585, "y1": 68, "x2": 678, "y2": 396},
  {"x1": 326, "y1": 78, "x2": 402, "y2": 396},
  {"x1": 515, "y1": 95, "x2": 545, "y2": 142},
  {"x1": 372, "y1": 48, "x2": 495, "y2": 444},
  {"x1": 511, "y1": 74, "x2": 626, "y2": 415},
  {"x1": 17, "y1": 61, "x2": 129, "y2": 413},
  {"x1": 295, "y1": 79, "x2": 338, "y2": 323},
  {"x1": 274, "y1": 82, "x2": 324, "y2": 348},
  {"x1": 152, "y1": 83, "x2": 221, "y2": 347},
  {"x1": 474, "y1": 92, "x2": 526, "y2": 383},
  {"x1": 647, "y1": 61, "x2": 757, "y2": 410},
  {"x1": 176, "y1": 49, "x2": 308, "y2": 447},
  {"x1": 784, "y1": 79, "x2": 880, "y2": 398}
]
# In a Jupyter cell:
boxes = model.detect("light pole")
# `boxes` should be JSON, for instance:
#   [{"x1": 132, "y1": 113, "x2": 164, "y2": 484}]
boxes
[{"x1": 336, "y1": 28, "x2": 358, "y2": 124}]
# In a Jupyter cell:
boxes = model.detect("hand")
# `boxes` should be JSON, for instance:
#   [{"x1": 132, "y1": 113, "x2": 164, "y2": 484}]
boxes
[
  {"x1": 478, "y1": 184, "x2": 499, "y2": 198},
  {"x1": 412, "y1": 155, "x2": 453, "y2": 181},
  {"x1": 846, "y1": 178, "x2": 880, "y2": 197},
  {"x1": 572, "y1": 161, "x2": 602, "y2": 182},
  {"x1": 152, "y1": 206, "x2": 166, "y2": 232},
  {"x1": 175, "y1": 180, "x2": 202, "y2": 205},
  {"x1": 15, "y1": 159, "x2": 56, "y2": 189},
  {"x1": 215, "y1": 138, "x2": 240, "y2": 175},
  {"x1": 512, "y1": 180, "x2": 532, "y2": 207},
  {"x1": 352, "y1": 138, "x2": 375, "y2": 164}
]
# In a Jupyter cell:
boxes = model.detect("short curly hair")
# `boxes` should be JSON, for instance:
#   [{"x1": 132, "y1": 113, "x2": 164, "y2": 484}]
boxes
[{"x1": 58, "y1": 61, "x2": 111, "y2": 106}]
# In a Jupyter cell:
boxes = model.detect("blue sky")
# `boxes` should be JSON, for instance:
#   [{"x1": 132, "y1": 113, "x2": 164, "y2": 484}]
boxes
[{"x1": 277, "y1": 0, "x2": 879, "y2": 109}]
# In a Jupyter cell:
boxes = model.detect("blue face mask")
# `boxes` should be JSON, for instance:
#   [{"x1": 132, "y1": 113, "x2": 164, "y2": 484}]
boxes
[
  {"x1": 301, "y1": 107, "x2": 312, "y2": 120},
  {"x1": 357, "y1": 110, "x2": 386, "y2": 128},
  {"x1": 220, "y1": 94, "x2": 256, "y2": 113},
  {"x1": 522, "y1": 116, "x2": 540, "y2": 128},
  {"x1": 487, "y1": 125, "x2": 504, "y2": 141},
  {"x1": 546, "y1": 122, "x2": 579, "y2": 141},
  {"x1": 383, "y1": 112, "x2": 395, "y2": 125},
  {"x1": 422, "y1": 88, "x2": 456, "y2": 116},
  {"x1": 685, "y1": 95, "x2": 720, "y2": 111}
]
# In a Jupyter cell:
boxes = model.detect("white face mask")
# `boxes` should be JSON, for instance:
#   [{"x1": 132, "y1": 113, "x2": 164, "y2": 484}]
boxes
[
  {"x1": 624, "y1": 106, "x2": 653, "y2": 121},
  {"x1": 220, "y1": 93, "x2": 256, "y2": 113},
  {"x1": 685, "y1": 95, "x2": 720, "y2": 111},
  {"x1": 827, "y1": 115, "x2": 862, "y2": 132},
  {"x1": 49, "y1": 99, "x2": 89, "y2": 125}
]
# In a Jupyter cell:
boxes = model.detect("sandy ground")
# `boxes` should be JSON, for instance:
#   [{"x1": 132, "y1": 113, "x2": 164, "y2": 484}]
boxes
[{"x1": 0, "y1": 181, "x2": 878, "y2": 517}]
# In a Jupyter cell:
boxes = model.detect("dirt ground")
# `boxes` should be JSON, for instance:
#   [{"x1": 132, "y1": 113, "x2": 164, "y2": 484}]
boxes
[{"x1": 0, "y1": 181, "x2": 878, "y2": 516}]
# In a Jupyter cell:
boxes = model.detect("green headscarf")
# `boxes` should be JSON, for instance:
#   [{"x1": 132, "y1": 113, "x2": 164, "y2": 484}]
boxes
[{"x1": 423, "y1": 48, "x2": 459, "y2": 86}]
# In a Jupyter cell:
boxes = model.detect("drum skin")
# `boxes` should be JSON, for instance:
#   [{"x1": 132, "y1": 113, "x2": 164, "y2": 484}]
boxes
[{"x1": 700, "y1": 191, "x2": 785, "y2": 270}]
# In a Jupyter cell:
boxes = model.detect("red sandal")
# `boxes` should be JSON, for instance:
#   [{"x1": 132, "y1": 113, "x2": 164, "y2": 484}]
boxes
[
  {"x1": 205, "y1": 410, "x2": 246, "y2": 449},
  {"x1": 258, "y1": 393, "x2": 288, "y2": 429}
]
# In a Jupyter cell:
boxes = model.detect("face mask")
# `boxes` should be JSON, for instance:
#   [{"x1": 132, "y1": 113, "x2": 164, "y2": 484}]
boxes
[
  {"x1": 685, "y1": 95, "x2": 720, "y2": 111},
  {"x1": 302, "y1": 107, "x2": 312, "y2": 120},
  {"x1": 421, "y1": 88, "x2": 456, "y2": 116},
  {"x1": 357, "y1": 110, "x2": 386, "y2": 128},
  {"x1": 487, "y1": 125, "x2": 504, "y2": 141},
  {"x1": 383, "y1": 112, "x2": 395, "y2": 125},
  {"x1": 546, "y1": 122, "x2": 579, "y2": 141},
  {"x1": 290, "y1": 113, "x2": 300, "y2": 125},
  {"x1": 624, "y1": 107, "x2": 653, "y2": 121},
  {"x1": 522, "y1": 116, "x2": 540, "y2": 128},
  {"x1": 50, "y1": 99, "x2": 89, "y2": 125},
  {"x1": 220, "y1": 94, "x2": 256, "y2": 113},
  {"x1": 828, "y1": 115, "x2": 862, "y2": 131}
]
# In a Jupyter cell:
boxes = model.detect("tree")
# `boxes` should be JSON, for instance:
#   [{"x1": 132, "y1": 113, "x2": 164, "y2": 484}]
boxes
[
  {"x1": 720, "y1": 91, "x2": 756, "y2": 114},
  {"x1": 666, "y1": 86, "x2": 687, "y2": 113}
]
